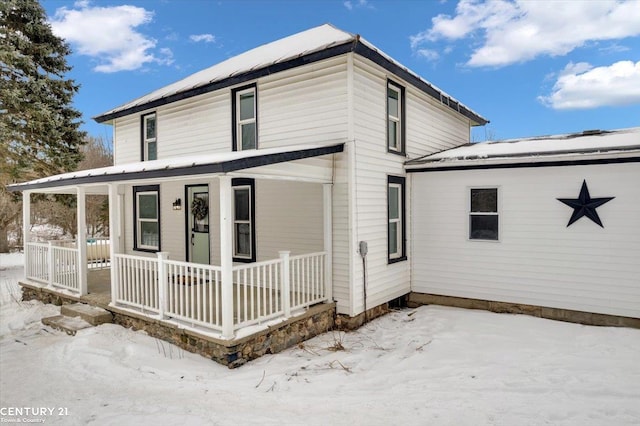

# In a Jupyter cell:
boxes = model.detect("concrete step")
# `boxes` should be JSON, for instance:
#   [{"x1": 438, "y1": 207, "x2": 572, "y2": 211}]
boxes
[
  {"x1": 42, "y1": 315, "x2": 93, "y2": 336},
  {"x1": 60, "y1": 303, "x2": 113, "y2": 326}
]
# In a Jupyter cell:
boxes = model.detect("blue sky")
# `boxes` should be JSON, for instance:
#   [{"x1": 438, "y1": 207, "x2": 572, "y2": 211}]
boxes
[{"x1": 43, "y1": 0, "x2": 640, "y2": 144}]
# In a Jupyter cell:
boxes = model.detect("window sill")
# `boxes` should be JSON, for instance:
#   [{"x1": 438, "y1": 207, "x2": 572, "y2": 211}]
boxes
[
  {"x1": 134, "y1": 247, "x2": 160, "y2": 253},
  {"x1": 386, "y1": 149, "x2": 406, "y2": 157},
  {"x1": 387, "y1": 256, "x2": 407, "y2": 265}
]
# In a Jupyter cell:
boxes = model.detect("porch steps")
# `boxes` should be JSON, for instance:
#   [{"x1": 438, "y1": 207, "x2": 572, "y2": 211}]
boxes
[{"x1": 42, "y1": 303, "x2": 113, "y2": 335}]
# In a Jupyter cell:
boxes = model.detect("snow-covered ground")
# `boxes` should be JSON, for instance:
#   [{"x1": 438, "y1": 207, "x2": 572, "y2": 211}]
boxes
[{"x1": 1, "y1": 253, "x2": 639, "y2": 425}]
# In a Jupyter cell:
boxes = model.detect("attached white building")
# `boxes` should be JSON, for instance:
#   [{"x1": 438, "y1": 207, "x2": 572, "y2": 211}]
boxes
[{"x1": 407, "y1": 128, "x2": 640, "y2": 325}]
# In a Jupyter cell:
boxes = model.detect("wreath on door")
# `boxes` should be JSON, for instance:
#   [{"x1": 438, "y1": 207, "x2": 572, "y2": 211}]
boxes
[{"x1": 191, "y1": 197, "x2": 208, "y2": 221}]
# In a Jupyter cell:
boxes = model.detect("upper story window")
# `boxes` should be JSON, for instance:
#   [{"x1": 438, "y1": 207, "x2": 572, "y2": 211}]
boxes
[
  {"x1": 141, "y1": 112, "x2": 157, "y2": 161},
  {"x1": 388, "y1": 175, "x2": 406, "y2": 263},
  {"x1": 232, "y1": 84, "x2": 257, "y2": 151},
  {"x1": 469, "y1": 188, "x2": 499, "y2": 241},
  {"x1": 387, "y1": 80, "x2": 405, "y2": 154}
]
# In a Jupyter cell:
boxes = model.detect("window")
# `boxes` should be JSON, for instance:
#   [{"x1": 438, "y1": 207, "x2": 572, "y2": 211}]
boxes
[
  {"x1": 134, "y1": 185, "x2": 160, "y2": 251},
  {"x1": 387, "y1": 80, "x2": 405, "y2": 154},
  {"x1": 141, "y1": 112, "x2": 157, "y2": 161},
  {"x1": 388, "y1": 176, "x2": 406, "y2": 263},
  {"x1": 232, "y1": 178, "x2": 255, "y2": 262},
  {"x1": 232, "y1": 84, "x2": 257, "y2": 151},
  {"x1": 469, "y1": 188, "x2": 499, "y2": 240}
]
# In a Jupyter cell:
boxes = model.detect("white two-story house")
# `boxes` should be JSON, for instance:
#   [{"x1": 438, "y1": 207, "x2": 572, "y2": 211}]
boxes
[
  {"x1": 19, "y1": 24, "x2": 639, "y2": 364},
  {"x1": 10, "y1": 24, "x2": 487, "y2": 364}
]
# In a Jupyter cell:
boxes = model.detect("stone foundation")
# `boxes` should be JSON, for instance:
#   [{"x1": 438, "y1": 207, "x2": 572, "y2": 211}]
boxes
[
  {"x1": 408, "y1": 292, "x2": 640, "y2": 329},
  {"x1": 21, "y1": 283, "x2": 83, "y2": 306},
  {"x1": 335, "y1": 303, "x2": 391, "y2": 330},
  {"x1": 110, "y1": 303, "x2": 335, "y2": 368},
  {"x1": 20, "y1": 280, "x2": 336, "y2": 368}
]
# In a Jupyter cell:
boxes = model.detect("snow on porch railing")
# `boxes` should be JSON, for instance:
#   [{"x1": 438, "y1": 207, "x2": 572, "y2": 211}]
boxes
[{"x1": 25, "y1": 242, "x2": 79, "y2": 292}]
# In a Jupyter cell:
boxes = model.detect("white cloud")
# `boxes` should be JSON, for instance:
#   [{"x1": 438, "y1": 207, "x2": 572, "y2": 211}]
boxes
[
  {"x1": 344, "y1": 0, "x2": 371, "y2": 11},
  {"x1": 416, "y1": 49, "x2": 440, "y2": 61},
  {"x1": 49, "y1": 2, "x2": 164, "y2": 73},
  {"x1": 190, "y1": 34, "x2": 216, "y2": 43},
  {"x1": 411, "y1": 0, "x2": 640, "y2": 67},
  {"x1": 539, "y1": 60, "x2": 640, "y2": 109}
]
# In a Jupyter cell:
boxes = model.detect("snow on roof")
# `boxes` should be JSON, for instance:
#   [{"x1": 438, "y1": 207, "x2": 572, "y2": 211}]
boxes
[
  {"x1": 406, "y1": 127, "x2": 640, "y2": 168},
  {"x1": 94, "y1": 24, "x2": 486, "y2": 125},
  {"x1": 97, "y1": 25, "x2": 354, "y2": 119},
  {"x1": 7, "y1": 142, "x2": 344, "y2": 191}
]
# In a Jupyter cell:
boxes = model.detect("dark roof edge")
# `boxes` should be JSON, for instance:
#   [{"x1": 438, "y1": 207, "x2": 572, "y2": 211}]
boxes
[
  {"x1": 353, "y1": 43, "x2": 488, "y2": 126},
  {"x1": 8, "y1": 144, "x2": 344, "y2": 192},
  {"x1": 406, "y1": 155, "x2": 640, "y2": 173},
  {"x1": 95, "y1": 39, "x2": 487, "y2": 126},
  {"x1": 406, "y1": 144, "x2": 640, "y2": 166},
  {"x1": 94, "y1": 42, "x2": 357, "y2": 123}
]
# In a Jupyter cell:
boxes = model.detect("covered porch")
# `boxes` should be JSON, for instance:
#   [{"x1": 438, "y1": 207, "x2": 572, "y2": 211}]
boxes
[{"x1": 11, "y1": 143, "x2": 343, "y2": 340}]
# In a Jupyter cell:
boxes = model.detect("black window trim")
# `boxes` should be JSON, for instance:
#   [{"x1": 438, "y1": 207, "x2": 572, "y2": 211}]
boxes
[
  {"x1": 386, "y1": 79, "x2": 406, "y2": 156},
  {"x1": 140, "y1": 111, "x2": 157, "y2": 162},
  {"x1": 231, "y1": 83, "x2": 258, "y2": 152},
  {"x1": 232, "y1": 178, "x2": 256, "y2": 263},
  {"x1": 469, "y1": 187, "x2": 500, "y2": 242},
  {"x1": 387, "y1": 175, "x2": 407, "y2": 264},
  {"x1": 133, "y1": 184, "x2": 161, "y2": 252}
]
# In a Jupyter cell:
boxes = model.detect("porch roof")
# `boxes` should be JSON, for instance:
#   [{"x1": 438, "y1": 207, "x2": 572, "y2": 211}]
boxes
[{"x1": 7, "y1": 142, "x2": 344, "y2": 193}]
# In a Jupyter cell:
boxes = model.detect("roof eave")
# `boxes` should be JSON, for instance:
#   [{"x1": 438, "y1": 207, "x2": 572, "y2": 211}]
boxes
[
  {"x1": 94, "y1": 39, "x2": 488, "y2": 127},
  {"x1": 93, "y1": 41, "x2": 358, "y2": 123}
]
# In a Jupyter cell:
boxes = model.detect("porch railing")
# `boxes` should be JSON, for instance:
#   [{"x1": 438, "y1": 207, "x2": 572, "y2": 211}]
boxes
[
  {"x1": 110, "y1": 251, "x2": 329, "y2": 336},
  {"x1": 112, "y1": 254, "x2": 159, "y2": 313},
  {"x1": 25, "y1": 242, "x2": 79, "y2": 292}
]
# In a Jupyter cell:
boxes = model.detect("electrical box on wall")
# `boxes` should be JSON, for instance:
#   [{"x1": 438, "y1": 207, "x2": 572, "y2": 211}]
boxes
[{"x1": 359, "y1": 241, "x2": 368, "y2": 257}]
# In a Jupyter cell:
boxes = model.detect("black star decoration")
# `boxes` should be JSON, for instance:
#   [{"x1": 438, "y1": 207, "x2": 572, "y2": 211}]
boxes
[{"x1": 557, "y1": 180, "x2": 614, "y2": 228}]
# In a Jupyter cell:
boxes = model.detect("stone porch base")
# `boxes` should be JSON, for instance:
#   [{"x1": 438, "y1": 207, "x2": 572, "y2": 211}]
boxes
[
  {"x1": 20, "y1": 281, "x2": 335, "y2": 368},
  {"x1": 408, "y1": 292, "x2": 640, "y2": 329}
]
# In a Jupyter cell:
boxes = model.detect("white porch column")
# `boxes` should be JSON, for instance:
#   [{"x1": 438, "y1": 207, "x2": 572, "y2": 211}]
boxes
[
  {"x1": 219, "y1": 176, "x2": 234, "y2": 339},
  {"x1": 279, "y1": 251, "x2": 291, "y2": 318},
  {"x1": 323, "y1": 183, "x2": 333, "y2": 303},
  {"x1": 22, "y1": 191, "x2": 31, "y2": 280},
  {"x1": 76, "y1": 187, "x2": 88, "y2": 296},
  {"x1": 108, "y1": 183, "x2": 121, "y2": 305},
  {"x1": 157, "y1": 252, "x2": 169, "y2": 319}
]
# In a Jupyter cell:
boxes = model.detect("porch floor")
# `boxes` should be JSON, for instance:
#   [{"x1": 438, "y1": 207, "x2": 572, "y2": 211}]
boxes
[{"x1": 83, "y1": 269, "x2": 112, "y2": 308}]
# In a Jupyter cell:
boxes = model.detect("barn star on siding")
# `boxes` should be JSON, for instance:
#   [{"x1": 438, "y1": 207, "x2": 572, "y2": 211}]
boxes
[{"x1": 557, "y1": 180, "x2": 614, "y2": 228}]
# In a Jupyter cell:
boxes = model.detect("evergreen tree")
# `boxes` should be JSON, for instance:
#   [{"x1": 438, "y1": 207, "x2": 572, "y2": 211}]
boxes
[{"x1": 0, "y1": 0, "x2": 86, "y2": 252}]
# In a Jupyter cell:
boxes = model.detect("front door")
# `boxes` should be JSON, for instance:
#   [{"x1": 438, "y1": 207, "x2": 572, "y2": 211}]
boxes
[{"x1": 187, "y1": 185, "x2": 210, "y2": 264}]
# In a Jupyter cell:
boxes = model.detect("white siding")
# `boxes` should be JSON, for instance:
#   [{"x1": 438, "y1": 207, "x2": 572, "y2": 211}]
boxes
[
  {"x1": 112, "y1": 57, "x2": 348, "y2": 166},
  {"x1": 331, "y1": 150, "x2": 350, "y2": 314},
  {"x1": 259, "y1": 57, "x2": 348, "y2": 148},
  {"x1": 405, "y1": 85, "x2": 471, "y2": 157},
  {"x1": 113, "y1": 115, "x2": 140, "y2": 164},
  {"x1": 344, "y1": 56, "x2": 473, "y2": 315},
  {"x1": 349, "y1": 58, "x2": 407, "y2": 314},
  {"x1": 255, "y1": 180, "x2": 324, "y2": 260},
  {"x1": 411, "y1": 163, "x2": 640, "y2": 318}
]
